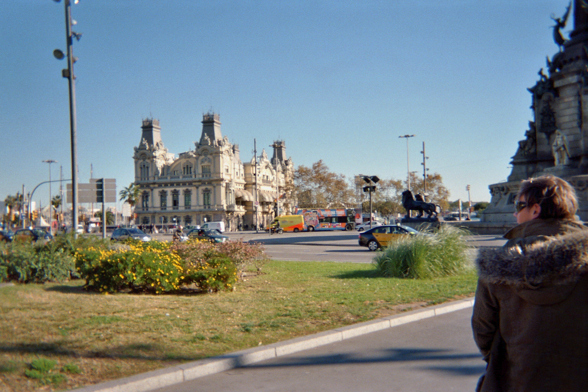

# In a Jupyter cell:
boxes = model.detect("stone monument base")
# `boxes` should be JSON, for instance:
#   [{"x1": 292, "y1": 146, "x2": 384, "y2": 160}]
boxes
[{"x1": 482, "y1": 174, "x2": 588, "y2": 223}]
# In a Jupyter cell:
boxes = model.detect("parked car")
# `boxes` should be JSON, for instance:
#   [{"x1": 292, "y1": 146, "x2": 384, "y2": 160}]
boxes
[
  {"x1": 356, "y1": 221, "x2": 383, "y2": 231},
  {"x1": 185, "y1": 228, "x2": 228, "y2": 243},
  {"x1": 12, "y1": 228, "x2": 53, "y2": 242},
  {"x1": 63, "y1": 224, "x2": 84, "y2": 234},
  {"x1": 200, "y1": 221, "x2": 225, "y2": 233},
  {"x1": 111, "y1": 227, "x2": 151, "y2": 242},
  {"x1": 358, "y1": 225, "x2": 419, "y2": 251},
  {"x1": 0, "y1": 229, "x2": 14, "y2": 242}
]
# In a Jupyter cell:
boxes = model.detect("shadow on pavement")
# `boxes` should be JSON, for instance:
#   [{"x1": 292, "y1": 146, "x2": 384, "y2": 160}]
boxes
[{"x1": 242, "y1": 347, "x2": 483, "y2": 372}]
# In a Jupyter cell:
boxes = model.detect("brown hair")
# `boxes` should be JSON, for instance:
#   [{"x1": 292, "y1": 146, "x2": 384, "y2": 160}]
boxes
[{"x1": 517, "y1": 175, "x2": 578, "y2": 220}]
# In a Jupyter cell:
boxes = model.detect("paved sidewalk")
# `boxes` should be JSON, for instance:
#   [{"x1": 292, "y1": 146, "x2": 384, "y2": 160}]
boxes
[{"x1": 74, "y1": 299, "x2": 484, "y2": 392}]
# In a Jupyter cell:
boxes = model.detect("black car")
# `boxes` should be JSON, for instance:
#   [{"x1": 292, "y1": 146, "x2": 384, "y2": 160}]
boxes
[
  {"x1": 358, "y1": 225, "x2": 419, "y2": 251},
  {"x1": 111, "y1": 228, "x2": 151, "y2": 242},
  {"x1": 12, "y1": 228, "x2": 53, "y2": 242},
  {"x1": 185, "y1": 228, "x2": 228, "y2": 243}
]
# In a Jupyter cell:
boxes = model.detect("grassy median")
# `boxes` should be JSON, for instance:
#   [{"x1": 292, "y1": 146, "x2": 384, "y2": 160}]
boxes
[{"x1": 0, "y1": 260, "x2": 478, "y2": 391}]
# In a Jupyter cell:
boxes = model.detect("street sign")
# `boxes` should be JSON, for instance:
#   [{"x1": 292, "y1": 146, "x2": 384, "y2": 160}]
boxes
[
  {"x1": 91, "y1": 178, "x2": 116, "y2": 203},
  {"x1": 67, "y1": 178, "x2": 116, "y2": 203}
]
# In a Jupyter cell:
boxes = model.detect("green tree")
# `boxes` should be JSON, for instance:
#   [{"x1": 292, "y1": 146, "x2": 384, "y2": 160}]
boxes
[
  {"x1": 4, "y1": 193, "x2": 24, "y2": 225},
  {"x1": 119, "y1": 183, "x2": 140, "y2": 224},
  {"x1": 473, "y1": 202, "x2": 489, "y2": 213},
  {"x1": 94, "y1": 210, "x2": 115, "y2": 225},
  {"x1": 294, "y1": 160, "x2": 355, "y2": 208},
  {"x1": 51, "y1": 195, "x2": 62, "y2": 210}
]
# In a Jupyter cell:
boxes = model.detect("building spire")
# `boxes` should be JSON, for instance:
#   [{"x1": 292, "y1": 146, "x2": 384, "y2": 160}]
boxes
[{"x1": 199, "y1": 112, "x2": 222, "y2": 145}]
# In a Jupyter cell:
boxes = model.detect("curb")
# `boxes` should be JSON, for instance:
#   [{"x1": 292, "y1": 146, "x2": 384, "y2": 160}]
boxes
[{"x1": 72, "y1": 298, "x2": 474, "y2": 392}]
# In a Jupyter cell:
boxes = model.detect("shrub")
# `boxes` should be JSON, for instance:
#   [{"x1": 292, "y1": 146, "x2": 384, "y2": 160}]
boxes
[
  {"x1": 182, "y1": 253, "x2": 238, "y2": 292},
  {"x1": 75, "y1": 241, "x2": 183, "y2": 294},
  {"x1": 171, "y1": 239, "x2": 240, "y2": 292},
  {"x1": 0, "y1": 240, "x2": 78, "y2": 283},
  {"x1": 217, "y1": 240, "x2": 268, "y2": 274},
  {"x1": 373, "y1": 225, "x2": 471, "y2": 279}
]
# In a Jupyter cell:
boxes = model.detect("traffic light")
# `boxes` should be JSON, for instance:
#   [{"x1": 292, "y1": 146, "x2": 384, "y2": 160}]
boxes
[
  {"x1": 361, "y1": 175, "x2": 380, "y2": 184},
  {"x1": 363, "y1": 186, "x2": 376, "y2": 193},
  {"x1": 96, "y1": 179, "x2": 104, "y2": 203}
]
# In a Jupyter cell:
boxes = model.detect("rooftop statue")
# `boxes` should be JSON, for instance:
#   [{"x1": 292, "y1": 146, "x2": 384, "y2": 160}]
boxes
[{"x1": 551, "y1": 2, "x2": 571, "y2": 49}]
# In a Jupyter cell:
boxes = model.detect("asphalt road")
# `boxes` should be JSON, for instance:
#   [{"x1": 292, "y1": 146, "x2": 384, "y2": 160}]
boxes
[
  {"x1": 149, "y1": 230, "x2": 506, "y2": 263},
  {"x1": 153, "y1": 307, "x2": 484, "y2": 392}
]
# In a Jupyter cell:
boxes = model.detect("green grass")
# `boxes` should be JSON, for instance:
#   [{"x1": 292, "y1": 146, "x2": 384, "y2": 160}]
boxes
[
  {"x1": 0, "y1": 259, "x2": 478, "y2": 391},
  {"x1": 374, "y1": 225, "x2": 471, "y2": 279}
]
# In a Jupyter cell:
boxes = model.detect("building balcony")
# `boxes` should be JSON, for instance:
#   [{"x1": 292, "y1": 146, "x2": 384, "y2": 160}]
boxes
[
  {"x1": 226, "y1": 204, "x2": 247, "y2": 212},
  {"x1": 136, "y1": 205, "x2": 231, "y2": 213}
]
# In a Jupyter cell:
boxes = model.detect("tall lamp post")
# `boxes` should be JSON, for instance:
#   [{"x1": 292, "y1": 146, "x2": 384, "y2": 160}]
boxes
[
  {"x1": 420, "y1": 141, "x2": 429, "y2": 200},
  {"x1": 399, "y1": 135, "x2": 415, "y2": 190},
  {"x1": 466, "y1": 184, "x2": 472, "y2": 219},
  {"x1": 43, "y1": 160, "x2": 58, "y2": 234},
  {"x1": 53, "y1": 0, "x2": 81, "y2": 234}
]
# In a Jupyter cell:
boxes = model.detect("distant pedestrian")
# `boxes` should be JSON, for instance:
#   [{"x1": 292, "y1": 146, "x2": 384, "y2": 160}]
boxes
[{"x1": 472, "y1": 175, "x2": 588, "y2": 391}]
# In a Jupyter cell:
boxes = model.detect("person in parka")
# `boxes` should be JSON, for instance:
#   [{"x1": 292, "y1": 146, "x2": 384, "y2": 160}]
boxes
[{"x1": 472, "y1": 175, "x2": 588, "y2": 392}]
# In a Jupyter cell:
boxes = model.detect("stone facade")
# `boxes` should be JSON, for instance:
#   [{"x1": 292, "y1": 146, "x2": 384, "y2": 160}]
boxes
[
  {"x1": 132, "y1": 113, "x2": 295, "y2": 231},
  {"x1": 484, "y1": 1, "x2": 588, "y2": 222}
]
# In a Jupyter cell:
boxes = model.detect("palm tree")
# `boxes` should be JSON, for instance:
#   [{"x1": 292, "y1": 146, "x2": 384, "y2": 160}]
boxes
[
  {"x1": 119, "y1": 183, "x2": 140, "y2": 224},
  {"x1": 94, "y1": 210, "x2": 115, "y2": 225},
  {"x1": 52, "y1": 195, "x2": 62, "y2": 226},
  {"x1": 4, "y1": 193, "x2": 23, "y2": 225},
  {"x1": 51, "y1": 195, "x2": 62, "y2": 210}
]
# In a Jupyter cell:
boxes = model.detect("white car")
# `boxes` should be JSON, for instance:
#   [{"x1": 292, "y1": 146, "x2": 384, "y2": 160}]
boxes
[
  {"x1": 64, "y1": 224, "x2": 84, "y2": 234},
  {"x1": 356, "y1": 221, "x2": 383, "y2": 231}
]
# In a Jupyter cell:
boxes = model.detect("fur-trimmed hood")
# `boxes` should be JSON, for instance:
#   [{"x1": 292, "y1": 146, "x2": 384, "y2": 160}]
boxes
[{"x1": 476, "y1": 228, "x2": 588, "y2": 305}]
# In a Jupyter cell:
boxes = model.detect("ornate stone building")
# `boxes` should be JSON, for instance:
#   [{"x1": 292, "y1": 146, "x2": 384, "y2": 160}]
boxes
[
  {"x1": 484, "y1": 0, "x2": 588, "y2": 222},
  {"x1": 132, "y1": 113, "x2": 295, "y2": 230}
]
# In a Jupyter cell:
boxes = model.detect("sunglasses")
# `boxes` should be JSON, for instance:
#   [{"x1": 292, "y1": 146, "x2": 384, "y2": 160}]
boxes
[{"x1": 514, "y1": 201, "x2": 530, "y2": 213}]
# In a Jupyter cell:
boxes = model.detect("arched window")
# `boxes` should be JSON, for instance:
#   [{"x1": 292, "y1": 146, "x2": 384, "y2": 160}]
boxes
[
  {"x1": 184, "y1": 190, "x2": 192, "y2": 209},
  {"x1": 203, "y1": 188, "x2": 211, "y2": 207},
  {"x1": 202, "y1": 165, "x2": 211, "y2": 178},
  {"x1": 159, "y1": 191, "x2": 167, "y2": 210},
  {"x1": 140, "y1": 162, "x2": 149, "y2": 180},
  {"x1": 226, "y1": 187, "x2": 234, "y2": 205},
  {"x1": 141, "y1": 191, "x2": 149, "y2": 211},
  {"x1": 172, "y1": 190, "x2": 179, "y2": 210}
]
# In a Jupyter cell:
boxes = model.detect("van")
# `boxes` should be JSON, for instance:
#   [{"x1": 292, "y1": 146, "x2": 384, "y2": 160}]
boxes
[
  {"x1": 270, "y1": 215, "x2": 305, "y2": 232},
  {"x1": 201, "y1": 221, "x2": 225, "y2": 233}
]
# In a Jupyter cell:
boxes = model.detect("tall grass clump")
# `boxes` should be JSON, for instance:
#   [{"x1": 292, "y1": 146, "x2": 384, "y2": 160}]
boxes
[{"x1": 373, "y1": 225, "x2": 471, "y2": 279}]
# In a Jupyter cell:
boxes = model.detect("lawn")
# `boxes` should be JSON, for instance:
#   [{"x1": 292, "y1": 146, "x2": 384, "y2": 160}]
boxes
[{"x1": 0, "y1": 260, "x2": 478, "y2": 391}]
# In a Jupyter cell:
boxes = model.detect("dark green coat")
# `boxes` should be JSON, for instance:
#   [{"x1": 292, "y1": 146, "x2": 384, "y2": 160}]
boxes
[{"x1": 472, "y1": 219, "x2": 588, "y2": 392}]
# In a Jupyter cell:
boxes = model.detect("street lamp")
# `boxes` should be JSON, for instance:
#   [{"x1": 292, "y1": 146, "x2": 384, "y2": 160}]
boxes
[
  {"x1": 43, "y1": 159, "x2": 58, "y2": 233},
  {"x1": 466, "y1": 184, "x2": 472, "y2": 219},
  {"x1": 53, "y1": 0, "x2": 81, "y2": 234},
  {"x1": 399, "y1": 135, "x2": 415, "y2": 190},
  {"x1": 420, "y1": 141, "x2": 429, "y2": 200}
]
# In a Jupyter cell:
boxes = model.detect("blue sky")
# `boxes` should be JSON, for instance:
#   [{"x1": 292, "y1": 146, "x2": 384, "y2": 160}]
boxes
[{"x1": 1, "y1": 0, "x2": 573, "y2": 210}]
